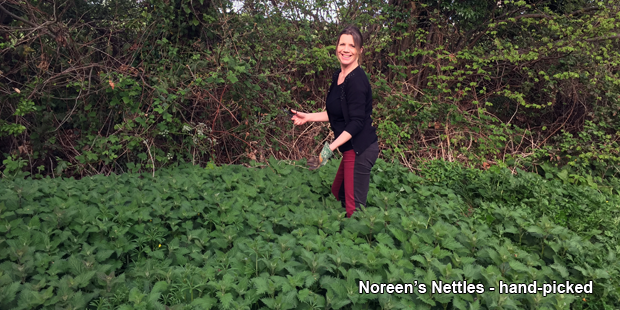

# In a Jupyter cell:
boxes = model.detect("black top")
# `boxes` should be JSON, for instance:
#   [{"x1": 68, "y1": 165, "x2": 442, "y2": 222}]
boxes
[
  {"x1": 326, "y1": 85, "x2": 353, "y2": 152},
  {"x1": 325, "y1": 66, "x2": 378, "y2": 155}
]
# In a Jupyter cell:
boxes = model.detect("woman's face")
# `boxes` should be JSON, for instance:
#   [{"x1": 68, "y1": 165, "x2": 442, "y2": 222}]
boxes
[{"x1": 337, "y1": 34, "x2": 360, "y2": 67}]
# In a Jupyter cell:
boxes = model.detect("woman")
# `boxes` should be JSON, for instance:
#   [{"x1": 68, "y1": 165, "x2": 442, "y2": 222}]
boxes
[{"x1": 290, "y1": 25, "x2": 379, "y2": 218}]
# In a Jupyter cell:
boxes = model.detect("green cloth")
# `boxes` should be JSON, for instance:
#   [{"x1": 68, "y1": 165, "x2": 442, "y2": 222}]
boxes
[{"x1": 307, "y1": 142, "x2": 333, "y2": 170}]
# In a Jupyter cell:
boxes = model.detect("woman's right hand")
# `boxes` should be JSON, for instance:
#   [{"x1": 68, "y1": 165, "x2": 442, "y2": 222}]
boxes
[{"x1": 291, "y1": 110, "x2": 309, "y2": 125}]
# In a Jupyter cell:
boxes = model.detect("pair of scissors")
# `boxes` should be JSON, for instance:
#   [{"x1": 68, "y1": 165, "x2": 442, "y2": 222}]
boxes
[{"x1": 285, "y1": 108, "x2": 297, "y2": 117}]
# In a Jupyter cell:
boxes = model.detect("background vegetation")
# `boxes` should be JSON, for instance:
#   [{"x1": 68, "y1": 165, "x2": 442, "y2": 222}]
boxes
[{"x1": 1, "y1": 0, "x2": 620, "y2": 178}]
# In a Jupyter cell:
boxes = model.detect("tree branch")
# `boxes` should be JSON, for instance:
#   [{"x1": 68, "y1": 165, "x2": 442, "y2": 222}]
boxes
[
  {"x1": 0, "y1": 4, "x2": 38, "y2": 28},
  {"x1": 585, "y1": 35, "x2": 620, "y2": 42}
]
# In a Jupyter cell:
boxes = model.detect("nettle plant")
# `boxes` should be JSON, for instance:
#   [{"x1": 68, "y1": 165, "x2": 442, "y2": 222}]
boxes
[{"x1": 0, "y1": 159, "x2": 618, "y2": 309}]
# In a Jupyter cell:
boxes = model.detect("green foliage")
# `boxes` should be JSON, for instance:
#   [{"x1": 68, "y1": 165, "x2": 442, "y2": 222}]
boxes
[
  {"x1": 1, "y1": 154, "x2": 29, "y2": 179},
  {"x1": 529, "y1": 120, "x2": 620, "y2": 178},
  {"x1": 0, "y1": 159, "x2": 618, "y2": 309},
  {"x1": 0, "y1": 97, "x2": 36, "y2": 138},
  {"x1": 2, "y1": 0, "x2": 620, "y2": 176}
]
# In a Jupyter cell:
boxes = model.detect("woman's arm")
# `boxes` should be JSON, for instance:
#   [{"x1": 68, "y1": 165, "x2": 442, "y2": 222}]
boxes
[
  {"x1": 329, "y1": 131, "x2": 352, "y2": 151},
  {"x1": 342, "y1": 79, "x2": 367, "y2": 138},
  {"x1": 307, "y1": 111, "x2": 329, "y2": 122},
  {"x1": 291, "y1": 110, "x2": 328, "y2": 125}
]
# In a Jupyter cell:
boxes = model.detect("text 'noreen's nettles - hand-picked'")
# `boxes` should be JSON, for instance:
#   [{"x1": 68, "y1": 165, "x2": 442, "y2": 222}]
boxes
[{"x1": 358, "y1": 280, "x2": 594, "y2": 297}]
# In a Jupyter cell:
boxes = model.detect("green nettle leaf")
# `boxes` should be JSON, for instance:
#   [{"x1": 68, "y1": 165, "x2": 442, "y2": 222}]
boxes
[
  {"x1": 463, "y1": 264, "x2": 479, "y2": 280},
  {"x1": 329, "y1": 295, "x2": 351, "y2": 309},
  {"x1": 417, "y1": 291, "x2": 436, "y2": 306},
  {"x1": 434, "y1": 291, "x2": 453, "y2": 304},
  {"x1": 75, "y1": 270, "x2": 96, "y2": 288},
  {"x1": 442, "y1": 237, "x2": 464, "y2": 251},
  {"x1": 527, "y1": 225, "x2": 545, "y2": 236},
  {"x1": 252, "y1": 277, "x2": 270, "y2": 296},
  {"x1": 0, "y1": 282, "x2": 20, "y2": 304},
  {"x1": 297, "y1": 288, "x2": 311, "y2": 302},
  {"x1": 305, "y1": 272, "x2": 320, "y2": 288},
  {"x1": 375, "y1": 233, "x2": 395, "y2": 248},
  {"x1": 128, "y1": 287, "x2": 145, "y2": 304},
  {"x1": 151, "y1": 281, "x2": 168, "y2": 294},
  {"x1": 508, "y1": 260, "x2": 529, "y2": 273},
  {"x1": 389, "y1": 227, "x2": 407, "y2": 243},
  {"x1": 219, "y1": 292, "x2": 234, "y2": 308},
  {"x1": 411, "y1": 254, "x2": 426, "y2": 266},
  {"x1": 28, "y1": 216, "x2": 41, "y2": 230},
  {"x1": 261, "y1": 297, "x2": 276, "y2": 309},
  {"x1": 468, "y1": 300, "x2": 482, "y2": 310},
  {"x1": 190, "y1": 296, "x2": 216, "y2": 309},
  {"x1": 95, "y1": 249, "x2": 115, "y2": 262}
]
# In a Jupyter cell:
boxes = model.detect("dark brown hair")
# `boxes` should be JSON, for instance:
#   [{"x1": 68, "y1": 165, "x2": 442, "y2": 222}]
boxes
[{"x1": 336, "y1": 25, "x2": 364, "y2": 54}]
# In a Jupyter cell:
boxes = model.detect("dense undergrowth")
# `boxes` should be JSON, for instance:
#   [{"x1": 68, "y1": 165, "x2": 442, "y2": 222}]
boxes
[
  {"x1": 1, "y1": 0, "x2": 620, "y2": 177},
  {"x1": 0, "y1": 159, "x2": 618, "y2": 309}
]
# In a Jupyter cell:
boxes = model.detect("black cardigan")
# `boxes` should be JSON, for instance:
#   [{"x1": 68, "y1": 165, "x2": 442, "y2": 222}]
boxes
[{"x1": 326, "y1": 66, "x2": 378, "y2": 155}]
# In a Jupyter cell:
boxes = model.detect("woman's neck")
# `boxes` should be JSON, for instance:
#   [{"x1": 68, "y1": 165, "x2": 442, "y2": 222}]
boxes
[{"x1": 340, "y1": 62, "x2": 359, "y2": 77}]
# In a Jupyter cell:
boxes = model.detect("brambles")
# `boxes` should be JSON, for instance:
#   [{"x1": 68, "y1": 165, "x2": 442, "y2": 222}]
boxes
[
  {"x1": 2, "y1": 0, "x2": 620, "y2": 176},
  {"x1": 0, "y1": 159, "x2": 618, "y2": 309}
]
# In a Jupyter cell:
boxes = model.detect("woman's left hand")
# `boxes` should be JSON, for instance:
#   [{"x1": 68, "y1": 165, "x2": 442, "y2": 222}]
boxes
[{"x1": 290, "y1": 109, "x2": 309, "y2": 125}]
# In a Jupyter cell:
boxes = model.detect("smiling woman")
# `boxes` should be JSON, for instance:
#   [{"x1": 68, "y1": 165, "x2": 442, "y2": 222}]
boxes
[
  {"x1": 290, "y1": 25, "x2": 379, "y2": 218},
  {"x1": 335, "y1": 28, "x2": 363, "y2": 73}
]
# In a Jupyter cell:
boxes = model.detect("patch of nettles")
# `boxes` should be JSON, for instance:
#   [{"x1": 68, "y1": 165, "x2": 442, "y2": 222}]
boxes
[{"x1": 0, "y1": 158, "x2": 618, "y2": 310}]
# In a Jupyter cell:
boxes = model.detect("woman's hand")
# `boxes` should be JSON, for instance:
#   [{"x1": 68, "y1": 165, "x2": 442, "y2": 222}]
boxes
[
  {"x1": 290, "y1": 110, "x2": 328, "y2": 125},
  {"x1": 291, "y1": 109, "x2": 309, "y2": 125},
  {"x1": 307, "y1": 142, "x2": 334, "y2": 170}
]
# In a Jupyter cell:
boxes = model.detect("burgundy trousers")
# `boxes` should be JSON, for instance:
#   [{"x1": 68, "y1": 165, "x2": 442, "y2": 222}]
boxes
[{"x1": 331, "y1": 142, "x2": 379, "y2": 217}]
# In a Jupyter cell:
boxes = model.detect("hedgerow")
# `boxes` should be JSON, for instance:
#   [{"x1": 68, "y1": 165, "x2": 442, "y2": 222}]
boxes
[
  {"x1": 0, "y1": 159, "x2": 618, "y2": 309},
  {"x1": 1, "y1": 0, "x2": 620, "y2": 177}
]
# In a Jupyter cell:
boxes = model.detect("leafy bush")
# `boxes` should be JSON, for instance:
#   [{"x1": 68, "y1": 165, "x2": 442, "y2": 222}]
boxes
[{"x1": 0, "y1": 159, "x2": 618, "y2": 309}]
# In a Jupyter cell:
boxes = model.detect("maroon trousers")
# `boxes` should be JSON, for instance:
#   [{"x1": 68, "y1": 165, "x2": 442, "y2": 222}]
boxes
[{"x1": 331, "y1": 142, "x2": 379, "y2": 217}]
